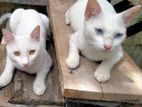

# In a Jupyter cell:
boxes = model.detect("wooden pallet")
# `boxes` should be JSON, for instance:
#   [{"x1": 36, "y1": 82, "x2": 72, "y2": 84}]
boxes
[{"x1": 48, "y1": 0, "x2": 142, "y2": 104}]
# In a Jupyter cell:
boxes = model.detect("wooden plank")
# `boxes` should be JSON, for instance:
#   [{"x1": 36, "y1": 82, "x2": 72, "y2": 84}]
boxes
[
  {"x1": 128, "y1": 0, "x2": 142, "y2": 5},
  {"x1": 48, "y1": 0, "x2": 102, "y2": 100},
  {"x1": 98, "y1": 53, "x2": 142, "y2": 103},
  {"x1": 48, "y1": 0, "x2": 142, "y2": 103},
  {"x1": 0, "y1": 0, "x2": 47, "y2": 6},
  {"x1": 0, "y1": 45, "x2": 15, "y2": 106},
  {"x1": 0, "y1": 44, "x2": 64, "y2": 105}
]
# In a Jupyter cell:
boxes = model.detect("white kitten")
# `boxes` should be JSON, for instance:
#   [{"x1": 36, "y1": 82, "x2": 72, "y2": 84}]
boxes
[
  {"x1": 0, "y1": 8, "x2": 52, "y2": 95},
  {"x1": 65, "y1": 0, "x2": 141, "y2": 82}
]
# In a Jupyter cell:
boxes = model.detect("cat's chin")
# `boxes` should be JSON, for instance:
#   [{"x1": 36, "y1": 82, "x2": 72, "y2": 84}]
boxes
[{"x1": 101, "y1": 48, "x2": 113, "y2": 53}]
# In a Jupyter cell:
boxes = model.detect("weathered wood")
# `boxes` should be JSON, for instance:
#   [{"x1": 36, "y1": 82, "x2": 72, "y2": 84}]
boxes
[
  {"x1": 0, "y1": 0, "x2": 47, "y2": 6},
  {"x1": 128, "y1": 0, "x2": 142, "y2": 5},
  {"x1": 0, "y1": 44, "x2": 64, "y2": 105},
  {"x1": 48, "y1": 0, "x2": 142, "y2": 103},
  {"x1": 48, "y1": 0, "x2": 102, "y2": 101},
  {"x1": 100, "y1": 52, "x2": 142, "y2": 103},
  {"x1": 0, "y1": 45, "x2": 14, "y2": 106}
]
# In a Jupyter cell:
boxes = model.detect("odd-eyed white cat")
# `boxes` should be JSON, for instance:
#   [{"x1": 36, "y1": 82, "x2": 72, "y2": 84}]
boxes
[
  {"x1": 0, "y1": 8, "x2": 52, "y2": 95},
  {"x1": 65, "y1": 0, "x2": 141, "y2": 82}
]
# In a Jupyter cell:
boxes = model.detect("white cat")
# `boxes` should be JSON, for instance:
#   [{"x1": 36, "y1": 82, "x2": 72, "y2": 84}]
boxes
[
  {"x1": 0, "y1": 8, "x2": 52, "y2": 95},
  {"x1": 65, "y1": 0, "x2": 141, "y2": 82}
]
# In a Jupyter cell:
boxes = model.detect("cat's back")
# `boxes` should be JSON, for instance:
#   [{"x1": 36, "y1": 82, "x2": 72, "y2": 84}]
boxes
[
  {"x1": 10, "y1": 9, "x2": 45, "y2": 35},
  {"x1": 10, "y1": 8, "x2": 25, "y2": 34},
  {"x1": 17, "y1": 9, "x2": 44, "y2": 34}
]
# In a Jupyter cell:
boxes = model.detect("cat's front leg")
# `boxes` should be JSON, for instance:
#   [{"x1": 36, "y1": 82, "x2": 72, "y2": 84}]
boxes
[
  {"x1": 33, "y1": 68, "x2": 50, "y2": 96},
  {"x1": 94, "y1": 52, "x2": 123, "y2": 82},
  {"x1": 66, "y1": 33, "x2": 80, "y2": 69},
  {"x1": 0, "y1": 57, "x2": 14, "y2": 87}
]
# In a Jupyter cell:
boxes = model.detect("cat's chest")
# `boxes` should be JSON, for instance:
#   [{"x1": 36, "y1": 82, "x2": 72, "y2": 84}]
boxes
[
  {"x1": 14, "y1": 58, "x2": 45, "y2": 74},
  {"x1": 80, "y1": 47, "x2": 112, "y2": 61},
  {"x1": 15, "y1": 64, "x2": 41, "y2": 74}
]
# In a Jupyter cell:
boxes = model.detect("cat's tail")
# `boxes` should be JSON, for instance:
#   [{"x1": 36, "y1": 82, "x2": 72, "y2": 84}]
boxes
[{"x1": 0, "y1": 13, "x2": 11, "y2": 25}]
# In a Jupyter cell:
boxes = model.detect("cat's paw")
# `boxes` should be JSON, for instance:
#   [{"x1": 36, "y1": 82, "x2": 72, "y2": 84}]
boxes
[
  {"x1": 66, "y1": 55, "x2": 79, "y2": 69},
  {"x1": 33, "y1": 82, "x2": 46, "y2": 96},
  {"x1": 0, "y1": 77, "x2": 11, "y2": 88},
  {"x1": 94, "y1": 69, "x2": 110, "y2": 82},
  {"x1": 65, "y1": 12, "x2": 70, "y2": 25},
  {"x1": 65, "y1": 17, "x2": 70, "y2": 25}
]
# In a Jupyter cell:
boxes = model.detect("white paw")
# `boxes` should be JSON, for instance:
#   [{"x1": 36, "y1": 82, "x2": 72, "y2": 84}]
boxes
[
  {"x1": 94, "y1": 69, "x2": 110, "y2": 82},
  {"x1": 65, "y1": 13, "x2": 70, "y2": 25},
  {"x1": 66, "y1": 55, "x2": 79, "y2": 69},
  {"x1": 0, "y1": 77, "x2": 11, "y2": 88},
  {"x1": 65, "y1": 17, "x2": 70, "y2": 25},
  {"x1": 33, "y1": 82, "x2": 46, "y2": 96}
]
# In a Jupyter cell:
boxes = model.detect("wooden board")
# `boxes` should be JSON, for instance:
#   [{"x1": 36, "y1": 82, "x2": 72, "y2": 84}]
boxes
[
  {"x1": 48, "y1": 0, "x2": 142, "y2": 103},
  {"x1": 0, "y1": 45, "x2": 13, "y2": 106},
  {"x1": 0, "y1": 44, "x2": 64, "y2": 106},
  {"x1": 0, "y1": 0, "x2": 47, "y2": 6}
]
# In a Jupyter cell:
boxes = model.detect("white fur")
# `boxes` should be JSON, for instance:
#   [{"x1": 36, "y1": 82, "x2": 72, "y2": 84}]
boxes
[
  {"x1": 0, "y1": 8, "x2": 52, "y2": 95},
  {"x1": 65, "y1": 0, "x2": 137, "y2": 82},
  {"x1": 0, "y1": 13, "x2": 11, "y2": 44},
  {"x1": 0, "y1": 13, "x2": 11, "y2": 25}
]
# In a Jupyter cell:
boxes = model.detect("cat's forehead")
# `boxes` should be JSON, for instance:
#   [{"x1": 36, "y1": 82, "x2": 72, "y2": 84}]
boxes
[
  {"x1": 92, "y1": 14, "x2": 126, "y2": 33},
  {"x1": 9, "y1": 35, "x2": 38, "y2": 50}
]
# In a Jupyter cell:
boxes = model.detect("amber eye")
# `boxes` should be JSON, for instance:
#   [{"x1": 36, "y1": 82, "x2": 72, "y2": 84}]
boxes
[
  {"x1": 13, "y1": 51, "x2": 20, "y2": 56},
  {"x1": 29, "y1": 50, "x2": 36, "y2": 55}
]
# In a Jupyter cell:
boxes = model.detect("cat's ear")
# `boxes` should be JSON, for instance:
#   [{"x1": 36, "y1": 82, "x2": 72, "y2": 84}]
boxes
[
  {"x1": 121, "y1": 5, "x2": 141, "y2": 26},
  {"x1": 2, "y1": 29, "x2": 14, "y2": 44},
  {"x1": 85, "y1": 0, "x2": 101, "y2": 20},
  {"x1": 31, "y1": 25, "x2": 40, "y2": 41}
]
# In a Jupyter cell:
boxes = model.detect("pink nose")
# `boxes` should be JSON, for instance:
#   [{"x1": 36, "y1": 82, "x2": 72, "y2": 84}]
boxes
[
  {"x1": 104, "y1": 44, "x2": 112, "y2": 50},
  {"x1": 23, "y1": 63, "x2": 29, "y2": 67}
]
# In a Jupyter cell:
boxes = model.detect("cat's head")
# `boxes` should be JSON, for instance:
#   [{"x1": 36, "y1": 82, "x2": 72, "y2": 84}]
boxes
[
  {"x1": 84, "y1": 1, "x2": 141, "y2": 52},
  {"x1": 2, "y1": 25, "x2": 41, "y2": 68}
]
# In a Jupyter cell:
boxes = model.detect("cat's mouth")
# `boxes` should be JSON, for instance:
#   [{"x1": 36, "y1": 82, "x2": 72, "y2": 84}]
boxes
[
  {"x1": 102, "y1": 48, "x2": 112, "y2": 52},
  {"x1": 23, "y1": 63, "x2": 29, "y2": 68}
]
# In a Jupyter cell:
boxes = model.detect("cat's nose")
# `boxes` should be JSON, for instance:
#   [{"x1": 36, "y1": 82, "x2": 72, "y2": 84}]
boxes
[
  {"x1": 23, "y1": 63, "x2": 29, "y2": 67},
  {"x1": 104, "y1": 44, "x2": 112, "y2": 50},
  {"x1": 22, "y1": 57, "x2": 29, "y2": 67}
]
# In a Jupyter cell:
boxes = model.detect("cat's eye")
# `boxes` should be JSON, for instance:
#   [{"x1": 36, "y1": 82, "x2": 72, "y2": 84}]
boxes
[
  {"x1": 29, "y1": 50, "x2": 36, "y2": 55},
  {"x1": 95, "y1": 28, "x2": 104, "y2": 35},
  {"x1": 13, "y1": 51, "x2": 20, "y2": 56},
  {"x1": 114, "y1": 33, "x2": 123, "y2": 38}
]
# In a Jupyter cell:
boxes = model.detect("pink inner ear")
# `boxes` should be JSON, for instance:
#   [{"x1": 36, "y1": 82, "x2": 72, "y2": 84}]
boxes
[
  {"x1": 2, "y1": 29, "x2": 14, "y2": 44},
  {"x1": 123, "y1": 5, "x2": 141, "y2": 26},
  {"x1": 31, "y1": 25, "x2": 40, "y2": 41},
  {"x1": 85, "y1": 0, "x2": 101, "y2": 20}
]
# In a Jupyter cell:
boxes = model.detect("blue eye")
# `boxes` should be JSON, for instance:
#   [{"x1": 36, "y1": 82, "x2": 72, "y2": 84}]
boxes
[
  {"x1": 95, "y1": 28, "x2": 103, "y2": 35},
  {"x1": 114, "y1": 33, "x2": 123, "y2": 38}
]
